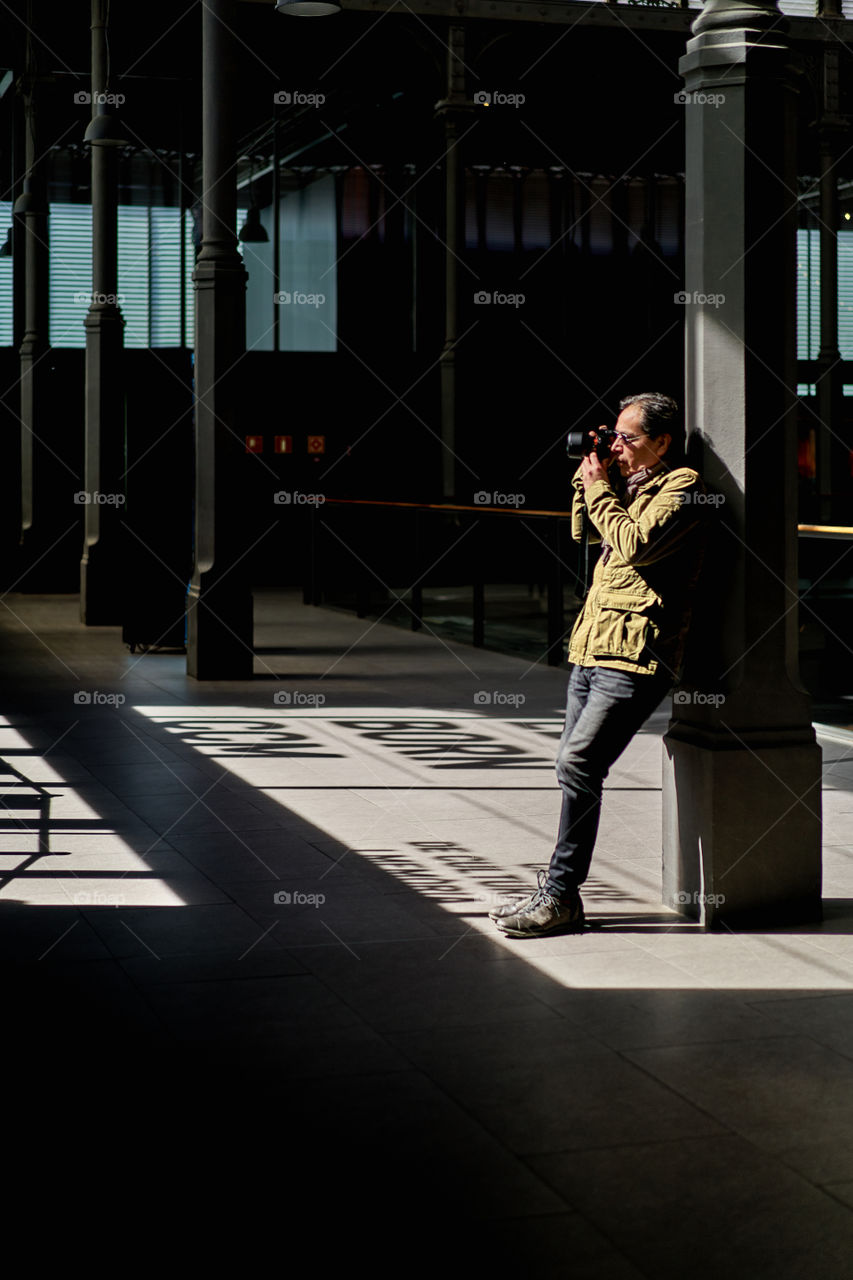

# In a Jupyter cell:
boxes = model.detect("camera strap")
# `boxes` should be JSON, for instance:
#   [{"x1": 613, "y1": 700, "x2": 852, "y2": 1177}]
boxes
[{"x1": 580, "y1": 509, "x2": 592, "y2": 600}]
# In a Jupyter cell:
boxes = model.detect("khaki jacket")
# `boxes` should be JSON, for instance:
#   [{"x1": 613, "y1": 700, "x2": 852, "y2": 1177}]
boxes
[{"x1": 567, "y1": 464, "x2": 707, "y2": 679}]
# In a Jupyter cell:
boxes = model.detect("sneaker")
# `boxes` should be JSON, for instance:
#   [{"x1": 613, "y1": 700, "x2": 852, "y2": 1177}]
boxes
[
  {"x1": 488, "y1": 872, "x2": 548, "y2": 921},
  {"x1": 494, "y1": 882, "x2": 584, "y2": 938}
]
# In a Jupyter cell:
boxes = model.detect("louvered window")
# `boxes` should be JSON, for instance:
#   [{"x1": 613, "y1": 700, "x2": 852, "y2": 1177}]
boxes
[
  {"x1": 796, "y1": 228, "x2": 820, "y2": 361},
  {"x1": 46, "y1": 202, "x2": 194, "y2": 349},
  {"x1": 838, "y1": 230, "x2": 853, "y2": 359},
  {"x1": 0, "y1": 202, "x2": 12, "y2": 346}
]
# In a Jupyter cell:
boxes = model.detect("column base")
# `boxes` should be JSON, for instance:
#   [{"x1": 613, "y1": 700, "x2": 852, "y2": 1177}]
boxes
[
  {"x1": 662, "y1": 722, "x2": 822, "y2": 928},
  {"x1": 80, "y1": 535, "x2": 124, "y2": 625},
  {"x1": 186, "y1": 580, "x2": 254, "y2": 680}
]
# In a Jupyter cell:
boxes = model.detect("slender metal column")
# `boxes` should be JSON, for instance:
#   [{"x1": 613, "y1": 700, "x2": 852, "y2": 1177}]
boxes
[
  {"x1": 186, "y1": 0, "x2": 253, "y2": 678},
  {"x1": 17, "y1": 59, "x2": 49, "y2": 563},
  {"x1": 663, "y1": 0, "x2": 822, "y2": 927},
  {"x1": 816, "y1": 45, "x2": 845, "y2": 524},
  {"x1": 435, "y1": 24, "x2": 473, "y2": 500},
  {"x1": 80, "y1": 0, "x2": 126, "y2": 623}
]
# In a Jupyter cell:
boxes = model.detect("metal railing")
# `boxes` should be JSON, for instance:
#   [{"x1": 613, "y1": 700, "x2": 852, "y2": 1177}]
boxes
[
  {"x1": 305, "y1": 500, "x2": 853, "y2": 670},
  {"x1": 306, "y1": 498, "x2": 581, "y2": 665}
]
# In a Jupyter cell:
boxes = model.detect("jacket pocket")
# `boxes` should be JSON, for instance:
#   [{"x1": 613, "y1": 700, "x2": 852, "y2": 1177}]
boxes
[{"x1": 591, "y1": 591, "x2": 660, "y2": 661}]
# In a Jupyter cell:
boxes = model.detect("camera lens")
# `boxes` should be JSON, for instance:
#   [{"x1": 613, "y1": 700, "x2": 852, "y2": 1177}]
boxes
[{"x1": 566, "y1": 431, "x2": 590, "y2": 460}]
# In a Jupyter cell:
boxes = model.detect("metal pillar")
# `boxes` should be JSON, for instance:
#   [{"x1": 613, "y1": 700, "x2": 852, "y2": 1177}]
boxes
[
  {"x1": 662, "y1": 0, "x2": 822, "y2": 927},
  {"x1": 80, "y1": 0, "x2": 126, "y2": 623},
  {"x1": 435, "y1": 24, "x2": 473, "y2": 501},
  {"x1": 816, "y1": 46, "x2": 845, "y2": 525},
  {"x1": 186, "y1": 0, "x2": 253, "y2": 679},
  {"x1": 17, "y1": 59, "x2": 49, "y2": 570}
]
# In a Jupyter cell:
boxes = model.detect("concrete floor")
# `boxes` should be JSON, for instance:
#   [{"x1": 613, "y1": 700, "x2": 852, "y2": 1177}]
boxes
[{"x1": 1, "y1": 590, "x2": 852, "y2": 1272}]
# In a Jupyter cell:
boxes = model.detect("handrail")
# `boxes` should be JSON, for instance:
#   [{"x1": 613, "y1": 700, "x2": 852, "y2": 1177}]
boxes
[
  {"x1": 319, "y1": 497, "x2": 573, "y2": 517},
  {"x1": 308, "y1": 506, "x2": 853, "y2": 668},
  {"x1": 316, "y1": 501, "x2": 853, "y2": 532},
  {"x1": 798, "y1": 524, "x2": 853, "y2": 537}
]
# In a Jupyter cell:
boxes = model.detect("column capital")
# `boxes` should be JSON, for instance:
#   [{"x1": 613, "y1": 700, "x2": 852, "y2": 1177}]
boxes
[{"x1": 691, "y1": 0, "x2": 785, "y2": 36}]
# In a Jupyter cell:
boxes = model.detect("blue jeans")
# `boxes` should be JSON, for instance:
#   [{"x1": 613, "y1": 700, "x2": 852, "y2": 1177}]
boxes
[{"x1": 545, "y1": 664, "x2": 672, "y2": 899}]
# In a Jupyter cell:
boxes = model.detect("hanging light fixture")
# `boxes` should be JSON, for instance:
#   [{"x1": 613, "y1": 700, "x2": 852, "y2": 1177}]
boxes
[
  {"x1": 82, "y1": 0, "x2": 130, "y2": 147},
  {"x1": 239, "y1": 202, "x2": 269, "y2": 244},
  {"x1": 13, "y1": 178, "x2": 40, "y2": 215},
  {"x1": 275, "y1": 0, "x2": 341, "y2": 16},
  {"x1": 238, "y1": 158, "x2": 269, "y2": 243},
  {"x1": 84, "y1": 104, "x2": 131, "y2": 148}
]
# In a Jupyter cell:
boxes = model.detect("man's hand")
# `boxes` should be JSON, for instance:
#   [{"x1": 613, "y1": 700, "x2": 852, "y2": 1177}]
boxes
[{"x1": 580, "y1": 449, "x2": 610, "y2": 492}]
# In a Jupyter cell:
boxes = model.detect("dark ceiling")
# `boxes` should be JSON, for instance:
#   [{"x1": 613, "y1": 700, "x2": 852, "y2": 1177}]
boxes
[{"x1": 0, "y1": 0, "x2": 843, "y2": 191}]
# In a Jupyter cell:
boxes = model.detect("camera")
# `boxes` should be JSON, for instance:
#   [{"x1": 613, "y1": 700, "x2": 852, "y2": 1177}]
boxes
[{"x1": 566, "y1": 427, "x2": 617, "y2": 462}]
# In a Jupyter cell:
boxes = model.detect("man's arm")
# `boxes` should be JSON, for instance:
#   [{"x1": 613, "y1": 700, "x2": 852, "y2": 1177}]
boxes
[
  {"x1": 570, "y1": 464, "x2": 601, "y2": 544},
  {"x1": 582, "y1": 470, "x2": 703, "y2": 565}
]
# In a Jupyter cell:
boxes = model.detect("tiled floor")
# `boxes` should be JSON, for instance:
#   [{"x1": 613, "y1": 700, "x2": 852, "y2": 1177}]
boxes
[{"x1": 1, "y1": 590, "x2": 852, "y2": 1271}]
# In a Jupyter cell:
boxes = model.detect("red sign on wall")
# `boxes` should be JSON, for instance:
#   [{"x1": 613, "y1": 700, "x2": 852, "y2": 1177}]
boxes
[
  {"x1": 275, "y1": 436, "x2": 293, "y2": 454},
  {"x1": 245, "y1": 435, "x2": 263, "y2": 453},
  {"x1": 307, "y1": 435, "x2": 325, "y2": 454}
]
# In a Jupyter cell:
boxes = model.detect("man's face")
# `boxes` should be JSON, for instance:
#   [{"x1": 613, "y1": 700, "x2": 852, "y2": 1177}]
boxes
[{"x1": 608, "y1": 405, "x2": 670, "y2": 477}]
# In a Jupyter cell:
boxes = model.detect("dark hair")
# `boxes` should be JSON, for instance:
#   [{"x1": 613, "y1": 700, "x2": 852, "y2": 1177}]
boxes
[
  {"x1": 618, "y1": 392, "x2": 683, "y2": 459},
  {"x1": 618, "y1": 392, "x2": 678, "y2": 437}
]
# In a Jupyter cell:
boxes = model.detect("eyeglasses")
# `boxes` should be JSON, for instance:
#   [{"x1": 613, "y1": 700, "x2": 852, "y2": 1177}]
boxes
[{"x1": 612, "y1": 431, "x2": 649, "y2": 446}]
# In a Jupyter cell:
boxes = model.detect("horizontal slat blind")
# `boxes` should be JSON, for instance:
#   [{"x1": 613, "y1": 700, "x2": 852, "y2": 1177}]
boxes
[
  {"x1": 0, "y1": 202, "x2": 12, "y2": 346},
  {"x1": 796, "y1": 228, "x2": 820, "y2": 361}
]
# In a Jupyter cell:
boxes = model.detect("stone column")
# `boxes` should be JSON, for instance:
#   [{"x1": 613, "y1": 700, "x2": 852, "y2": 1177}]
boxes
[
  {"x1": 662, "y1": 0, "x2": 822, "y2": 927},
  {"x1": 80, "y1": 0, "x2": 126, "y2": 624},
  {"x1": 186, "y1": 0, "x2": 253, "y2": 678},
  {"x1": 435, "y1": 25, "x2": 473, "y2": 500}
]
